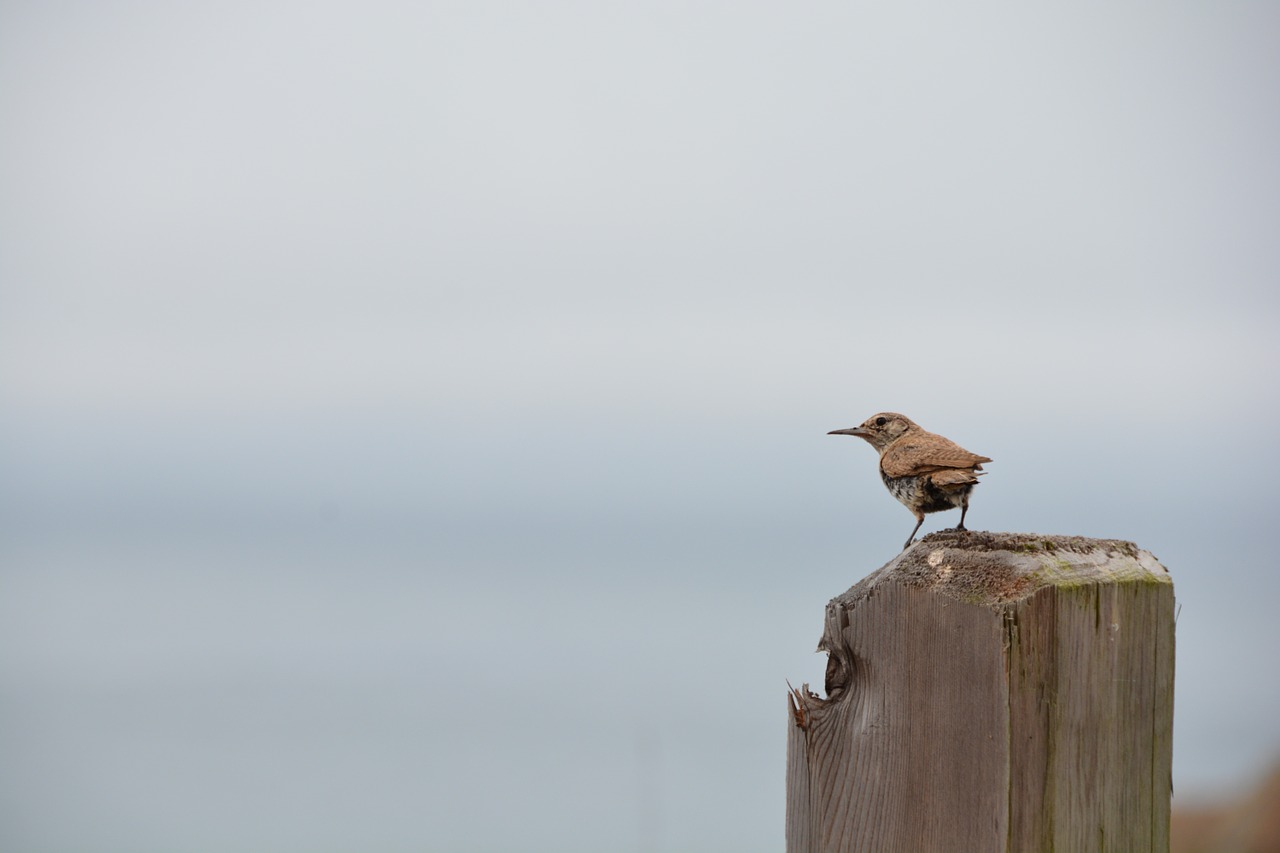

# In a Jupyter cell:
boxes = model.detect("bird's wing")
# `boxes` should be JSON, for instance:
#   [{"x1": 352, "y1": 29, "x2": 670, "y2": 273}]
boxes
[
  {"x1": 928, "y1": 468, "x2": 982, "y2": 488},
  {"x1": 880, "y1": 434, "x2": 992, "y2": 478}
]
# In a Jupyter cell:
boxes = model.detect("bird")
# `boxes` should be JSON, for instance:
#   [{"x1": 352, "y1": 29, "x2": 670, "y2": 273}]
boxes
[{"x1": 828, "y1": 412, "x2": 992, "y2": 550}]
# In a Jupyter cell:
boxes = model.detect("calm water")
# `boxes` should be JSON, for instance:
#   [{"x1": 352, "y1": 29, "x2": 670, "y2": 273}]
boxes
[{"x1": 1, "y1": 511, "x2": 1276, "y2": 852}]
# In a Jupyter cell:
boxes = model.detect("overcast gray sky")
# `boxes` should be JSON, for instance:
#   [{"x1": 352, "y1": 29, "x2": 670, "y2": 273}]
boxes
[{"x1": 2, "y1": 3, "x2": 1279, "y2": 852}]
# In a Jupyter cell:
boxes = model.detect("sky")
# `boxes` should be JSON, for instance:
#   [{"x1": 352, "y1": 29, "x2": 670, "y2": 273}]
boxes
[{"x1": 1, "y1": 3, "x2": 1278, "y2": 852}]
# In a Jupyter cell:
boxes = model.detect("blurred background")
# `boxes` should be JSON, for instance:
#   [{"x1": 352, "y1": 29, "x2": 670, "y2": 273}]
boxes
[{"x1": 2, "y1": 3, "x2": 1278, "y2": 852}]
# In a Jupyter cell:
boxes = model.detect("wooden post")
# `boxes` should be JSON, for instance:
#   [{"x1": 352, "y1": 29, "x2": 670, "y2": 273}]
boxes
[{"x1": 787, "y1": 531, "x2": 1174, "y2": 853}]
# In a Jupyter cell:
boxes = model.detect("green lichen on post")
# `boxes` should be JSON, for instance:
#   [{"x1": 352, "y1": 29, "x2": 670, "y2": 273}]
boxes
[
  {"x1": 1028, "y1": 550, "x2": 1171, "y2": 590},
  {"x1": 1029, "y1": 555, "x2": 1086, "y2": 588}
]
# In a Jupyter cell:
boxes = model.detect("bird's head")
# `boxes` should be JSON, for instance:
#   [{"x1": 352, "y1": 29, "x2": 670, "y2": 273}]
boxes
[{"x1": 828, "y1": 412, "x2": 917, "y2": 452}]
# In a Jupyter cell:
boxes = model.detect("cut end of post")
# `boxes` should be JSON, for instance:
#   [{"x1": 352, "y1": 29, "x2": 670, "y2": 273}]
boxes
[{"x1": 839, "y1": 530, "x2": 1170, "y2": 612}]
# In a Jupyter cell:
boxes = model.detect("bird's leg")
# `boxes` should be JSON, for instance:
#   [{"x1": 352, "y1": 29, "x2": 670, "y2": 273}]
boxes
[
  {"x1": 956, "y1": 503, "x2": 969, "y2": 532},
  {"x1": 903, "y1": 514, "x2": 925, "y2": 550}
]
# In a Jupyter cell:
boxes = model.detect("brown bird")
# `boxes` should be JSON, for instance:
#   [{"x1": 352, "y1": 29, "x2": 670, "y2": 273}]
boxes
[{"x1": 828, "y1": 412, "x2": 992, "y2": 550}]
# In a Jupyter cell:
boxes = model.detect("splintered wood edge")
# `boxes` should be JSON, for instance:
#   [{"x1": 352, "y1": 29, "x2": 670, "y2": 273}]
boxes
[{"x1": 794, "y1": 531, "x2": 1172, "y2": 710}]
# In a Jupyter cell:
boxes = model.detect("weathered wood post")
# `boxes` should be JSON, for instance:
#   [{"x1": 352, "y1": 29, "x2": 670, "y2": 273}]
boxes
[{"x1": 787, "y1": 531, "x2": 1174, "y2": 853}]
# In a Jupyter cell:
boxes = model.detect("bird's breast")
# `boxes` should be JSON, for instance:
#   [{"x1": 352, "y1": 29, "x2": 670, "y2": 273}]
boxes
[{"x1": 880, "y1": 470, "x2": 922, "y2": 508}]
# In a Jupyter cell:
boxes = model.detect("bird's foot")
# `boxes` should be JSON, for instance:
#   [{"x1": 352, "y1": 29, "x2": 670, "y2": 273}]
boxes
[{"x1": 902, "y1": 538, "x2": 915, "y2": 550}]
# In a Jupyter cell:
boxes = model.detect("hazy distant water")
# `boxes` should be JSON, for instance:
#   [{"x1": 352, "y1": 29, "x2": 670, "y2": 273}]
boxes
[
  {"x1": 0, "y1": 526, "x2": 814, "y2": 853},
  {"x1": 1, "y1": 508, "x2": 1277, "y2": 853},
  {"x1": 1, "y1": 403, "x2": 1277, "y2": 853}
]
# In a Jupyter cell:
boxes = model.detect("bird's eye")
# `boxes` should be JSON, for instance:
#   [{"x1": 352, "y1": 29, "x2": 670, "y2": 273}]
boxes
[{"x1": 875, "y1": 417, "x2": 887, "y2": 426}]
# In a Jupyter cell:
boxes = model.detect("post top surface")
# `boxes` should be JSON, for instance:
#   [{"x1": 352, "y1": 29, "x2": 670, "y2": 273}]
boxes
[{"x1": 833, "y1": 530, "x2": 1171, "y2": 609}]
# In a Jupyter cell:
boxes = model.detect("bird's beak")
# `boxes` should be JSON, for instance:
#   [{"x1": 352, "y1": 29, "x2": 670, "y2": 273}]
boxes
[{"x1": 827, "y1": 427, "x2": 867, "y2": 437}]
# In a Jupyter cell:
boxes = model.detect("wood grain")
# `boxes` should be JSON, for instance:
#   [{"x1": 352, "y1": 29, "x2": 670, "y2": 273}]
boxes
[{"x1": 787, "y1": 531, "x2": 1174, "y2": 853}]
